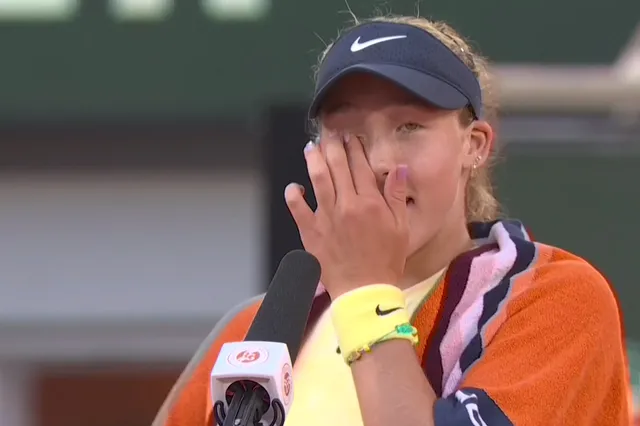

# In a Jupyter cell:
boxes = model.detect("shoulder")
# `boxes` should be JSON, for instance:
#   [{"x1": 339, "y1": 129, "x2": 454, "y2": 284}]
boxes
[
  {"x1": 471, "y1": 219, "x2": 619, "y2": 317},
  {"x1": 187, "y1": 293, "x2": 263, "y2": 372},
  {"x1": 528, "y1": 242, "x2": 617, "y2": 307},
  {"x1": 179, "y1": 293, "x2": 265, "y2": 378},
  {"x1": 509, "y1": 242, "x2": 622, "y2": 338},
  {"x1": 199, "y1": 294, "x2": 265, "y2": 359}
]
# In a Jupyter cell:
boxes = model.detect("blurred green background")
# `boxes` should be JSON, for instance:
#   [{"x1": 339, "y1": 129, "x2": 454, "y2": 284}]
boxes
[{"x1": 0, "y1": 0, "x2": 639, "y2": 119}]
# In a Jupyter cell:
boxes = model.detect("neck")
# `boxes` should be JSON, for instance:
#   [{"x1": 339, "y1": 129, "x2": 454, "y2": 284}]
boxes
[{"x1": 399, "y1": 218, "x2": 473, "y2": 289}]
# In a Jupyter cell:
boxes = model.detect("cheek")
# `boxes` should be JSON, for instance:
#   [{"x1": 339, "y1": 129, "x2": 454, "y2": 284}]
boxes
[
  {"x1": 406, "y1": 158, "x2": 462, "y2": 251},
  {"x1": 415, "y1": 163, "x2": 460, "y2": 210},
  {"x1": 408, "y1": 148, "x2": 464, "y2": 221}
]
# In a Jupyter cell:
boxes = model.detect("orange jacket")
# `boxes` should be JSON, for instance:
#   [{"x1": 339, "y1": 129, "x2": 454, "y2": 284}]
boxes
[{"x1": 153, "y1": 223, "x2": 632, "y2": 426}]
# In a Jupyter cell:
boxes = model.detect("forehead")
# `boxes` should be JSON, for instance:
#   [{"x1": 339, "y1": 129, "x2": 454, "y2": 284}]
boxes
[{"x1": 320, "y1": 73, "x2": 434, "y2": 114}]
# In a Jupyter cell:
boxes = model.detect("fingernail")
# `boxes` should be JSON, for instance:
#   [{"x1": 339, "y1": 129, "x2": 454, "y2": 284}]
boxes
[
  {"x1": 285, "y1": 183, "x2": 305, "y2": 198},
  {"x1": 397, "y1": 165, "x2": 408, "y2": 181},
  {"x1": 304, "y1": 140, "x2": 315, "y2": 153},
  {"x1": 342, "y1": 133, "x2": 351, "y2": 144},
  {"x1": 284, "y1": 183, "x2": 295, "y2": 199}
]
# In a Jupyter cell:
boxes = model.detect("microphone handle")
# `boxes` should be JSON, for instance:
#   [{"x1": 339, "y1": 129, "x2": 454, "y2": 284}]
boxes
[{"x1": 222, "y1": 384, "x2": 269, "y2": 426}]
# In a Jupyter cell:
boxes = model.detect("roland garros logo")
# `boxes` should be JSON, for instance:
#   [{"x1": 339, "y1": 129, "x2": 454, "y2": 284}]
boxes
[
  {"x1": 281, "y1": 363, "x2": 292, "y2": 405},
  {"x1": 227, "y1": 347, "x2": 269, "y2": 367}
]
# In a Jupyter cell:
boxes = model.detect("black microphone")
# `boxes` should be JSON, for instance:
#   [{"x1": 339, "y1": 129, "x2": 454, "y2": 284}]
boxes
[{"x1": 210, "y1": 250, "x2": 321, "y2": 426}]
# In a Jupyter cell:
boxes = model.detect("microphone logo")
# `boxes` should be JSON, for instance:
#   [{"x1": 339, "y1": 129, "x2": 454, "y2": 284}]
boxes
[
  {"x1": 236, "y1": 350, "x2": 261, "y2": 363},
  {"x1": 227, "y1": 347, "x2": 269, "y2": 367},
  {"x1": 283, "y1": 372, "x2": 291, "y2": 396},
  {"x1": 281, "y1": 364, "x2": 293, "y2": 405}
]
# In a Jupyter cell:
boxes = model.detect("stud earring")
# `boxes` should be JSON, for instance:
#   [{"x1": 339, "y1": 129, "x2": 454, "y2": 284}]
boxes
[{"x1": 472, "y1": 155, "x2": 482, "y2": 170}]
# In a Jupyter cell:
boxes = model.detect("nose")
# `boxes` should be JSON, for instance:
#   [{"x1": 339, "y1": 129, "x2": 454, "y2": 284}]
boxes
[{"x1": 365, "y1": 138, "x2": 397, "y2": 189}]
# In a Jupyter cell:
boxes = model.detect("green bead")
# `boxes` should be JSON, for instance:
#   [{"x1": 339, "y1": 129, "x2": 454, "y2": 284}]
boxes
[{"x1": 396, "y1": 324, "x2": 413, "y2": 333}]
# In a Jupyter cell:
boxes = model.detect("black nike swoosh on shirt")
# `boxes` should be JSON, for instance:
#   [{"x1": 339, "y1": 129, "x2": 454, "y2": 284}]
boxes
[{"x1": 375, "y1": 305, "x2": 402, "y2": 316}]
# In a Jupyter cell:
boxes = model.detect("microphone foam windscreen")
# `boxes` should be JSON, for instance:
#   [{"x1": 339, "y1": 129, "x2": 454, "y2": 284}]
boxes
[{"x1": 244, "y1": 250, "x2": 321, "y2": 364}]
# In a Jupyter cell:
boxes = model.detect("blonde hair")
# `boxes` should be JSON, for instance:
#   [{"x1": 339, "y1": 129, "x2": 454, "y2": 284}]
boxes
[{"x1": 313, "y1": 15, "x2": 500, "y2": 222}]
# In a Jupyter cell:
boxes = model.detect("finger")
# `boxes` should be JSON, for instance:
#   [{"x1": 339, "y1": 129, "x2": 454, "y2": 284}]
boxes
[
  {"x1": 285, "y1": 183, "x2": 315, "y2": 232},
  {"x1": 383, "y1": 164, "x2": 409, "y2": 226},
  {"x1": 304, "y1": 140, "x2": 336, "y2": 208},
  {"x1": 343, "y1": 133, "x2": 377, "y2": 195},
  {"x1": 321, "y1": 133, "x2": 356, "y2": 199}
]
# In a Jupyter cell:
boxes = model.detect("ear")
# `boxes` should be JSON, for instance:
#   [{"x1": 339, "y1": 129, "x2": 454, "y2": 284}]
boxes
[{"x1": 462, "y1": 120, "x2": 494, "y2": 169}]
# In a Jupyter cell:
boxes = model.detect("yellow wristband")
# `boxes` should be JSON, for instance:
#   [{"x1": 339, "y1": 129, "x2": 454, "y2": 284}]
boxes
[{"x1": 331, "y1": 284, "x2": 415, "y2": 363}]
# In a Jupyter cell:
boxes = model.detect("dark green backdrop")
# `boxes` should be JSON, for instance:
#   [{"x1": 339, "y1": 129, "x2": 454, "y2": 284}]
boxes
[{"x1": 1, "y1": 0, "x2": 639, "y2": 119}]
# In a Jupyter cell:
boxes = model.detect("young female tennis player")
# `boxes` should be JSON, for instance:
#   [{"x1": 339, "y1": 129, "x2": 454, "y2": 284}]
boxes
[{"x1": 154, "y1": 15, "x2": 632, "y2": 426}]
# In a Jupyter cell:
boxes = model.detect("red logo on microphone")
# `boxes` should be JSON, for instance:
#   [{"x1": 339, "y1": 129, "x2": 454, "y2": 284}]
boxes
[
  {"x1": 227, "y1": 347, "x2": 268, "y2": 367},
  {"x1": 236, "y1": 350, "x2": 261, "y2": 363},
  {"x1": 281, "y1": 363, "x2": 292, "y2": 405}
]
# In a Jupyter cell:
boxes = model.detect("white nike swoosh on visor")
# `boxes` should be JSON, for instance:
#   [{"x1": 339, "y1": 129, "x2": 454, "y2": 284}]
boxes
[{"x1": 350, "y1": 35, "x2": 407, "y2": 52}]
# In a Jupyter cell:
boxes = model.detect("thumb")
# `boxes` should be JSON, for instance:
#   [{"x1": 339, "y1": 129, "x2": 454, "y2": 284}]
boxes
[{"x1": 383, "y1": 164, "x2": 408, "y2": 225}]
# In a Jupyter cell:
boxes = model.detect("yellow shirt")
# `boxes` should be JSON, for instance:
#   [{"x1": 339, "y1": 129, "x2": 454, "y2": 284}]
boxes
[{"x1": 285, "y1": 270, "x2": 445, "y2": 426}]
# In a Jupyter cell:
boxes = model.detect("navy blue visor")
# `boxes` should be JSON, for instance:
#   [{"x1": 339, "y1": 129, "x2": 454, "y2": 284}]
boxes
[{"x1": 309, "y1": 22, "x2": 483, "y2": 120}]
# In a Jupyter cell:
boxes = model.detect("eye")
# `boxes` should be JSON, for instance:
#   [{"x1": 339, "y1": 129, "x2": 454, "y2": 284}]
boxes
[{"x1": 398, "y1": 122, "x2": 423, "y2": 133}]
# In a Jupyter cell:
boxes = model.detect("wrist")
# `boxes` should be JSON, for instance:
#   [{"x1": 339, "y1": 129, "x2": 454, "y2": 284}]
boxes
[
  {"x1": 330, "y1": 279, "x2": 399, "y2": 299},
  {"x1": 331, "y1": 283, "x2": 403, "y2": 306},
  {"x1": 331, "y1": 284, "x2": 418, "y2": 364}
]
